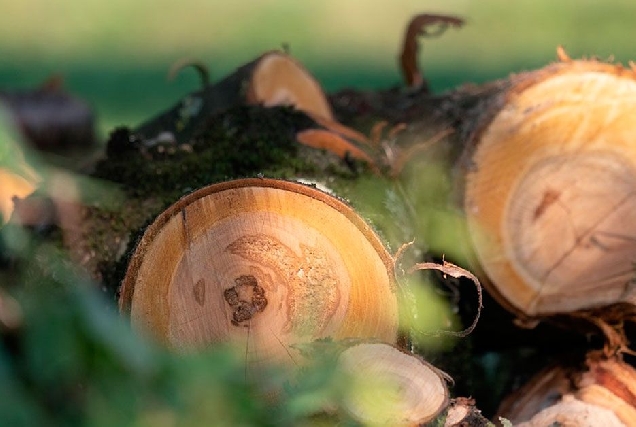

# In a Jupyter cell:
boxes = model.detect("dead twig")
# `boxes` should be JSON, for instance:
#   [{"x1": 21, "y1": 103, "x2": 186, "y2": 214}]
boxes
[
  {"x1": 168, "y1": 58, "x2": 211, "y2": 89},
  {"x1": 400, "y1": 13, "x2": 464, "y2": 91}
]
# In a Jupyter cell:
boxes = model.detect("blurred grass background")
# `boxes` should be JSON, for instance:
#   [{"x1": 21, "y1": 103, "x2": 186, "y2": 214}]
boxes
[{"x1": 0, "y1": 0, "x2": 634, "y2": 137}]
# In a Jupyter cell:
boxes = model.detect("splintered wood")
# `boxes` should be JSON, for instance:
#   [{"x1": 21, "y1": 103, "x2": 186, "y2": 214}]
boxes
[
  {"x1": 464, "y1": 61, "x2": 636, "y2": 318},
  {"x1": 119, "y1": 178, "x2": 399, "y2": 367}
]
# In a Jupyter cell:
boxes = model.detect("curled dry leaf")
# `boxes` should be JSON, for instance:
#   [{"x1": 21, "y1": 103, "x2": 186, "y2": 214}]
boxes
[
  {"x1": 407, "y1": 260, "x2": 483, "y2": 337},
  {"x1": 399, "y1": 13, "x2": 465, "y2": 90}
]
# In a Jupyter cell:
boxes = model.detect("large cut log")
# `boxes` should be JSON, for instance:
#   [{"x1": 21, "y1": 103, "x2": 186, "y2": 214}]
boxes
[
  {"x1": 119, "y1": 178, "x2": 399, "y2": 366},
  {"x1": 135, "y1": 50, "x2": 335, "y2": 143},
  {"x1": 458, "y1": 59, "x2": 636, "y2": 321}
]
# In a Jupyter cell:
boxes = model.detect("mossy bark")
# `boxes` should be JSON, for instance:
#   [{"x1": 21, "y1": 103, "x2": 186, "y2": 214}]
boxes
[{"x1": 78, "y1": 104, "x2": 375, "y2": 298}]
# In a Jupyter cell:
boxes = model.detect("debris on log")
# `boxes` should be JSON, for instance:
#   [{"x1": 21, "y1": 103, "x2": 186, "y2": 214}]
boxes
[
  {"x1": 119, "y1": 178, "x2": 399, "y2": 365},
  {"x1": 336, "y1": 341, "x2": 449, "y2": 426},
  {"x1": 516, "y1": 395, "x2": 625, "y2": 427}
]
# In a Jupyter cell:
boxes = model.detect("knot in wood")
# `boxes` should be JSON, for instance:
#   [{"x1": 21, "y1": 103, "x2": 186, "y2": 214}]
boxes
[{"x1": 223, "y1": 275, "x2": 268, "y2": 326}]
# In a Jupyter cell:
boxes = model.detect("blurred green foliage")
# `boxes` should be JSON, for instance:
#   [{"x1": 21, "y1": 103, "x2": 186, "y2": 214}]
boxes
[{"x1": 0, "y1": 228, "x2": 359, "y2": 426}]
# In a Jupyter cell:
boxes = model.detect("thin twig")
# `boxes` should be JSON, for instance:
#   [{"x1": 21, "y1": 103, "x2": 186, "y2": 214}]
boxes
[{"x1": 407, "y1": 260, "x2": 483, "y2": 337}]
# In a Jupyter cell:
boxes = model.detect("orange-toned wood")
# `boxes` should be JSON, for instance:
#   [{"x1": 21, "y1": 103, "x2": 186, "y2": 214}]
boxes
[{"x1": 120, "y1": 178, "x2": 399, "y2": 368}]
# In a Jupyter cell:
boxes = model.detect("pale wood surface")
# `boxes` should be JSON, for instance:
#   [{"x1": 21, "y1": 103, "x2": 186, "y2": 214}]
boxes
[
  {"x1": 120, "y1": 179, "x2": 399, "y2": 366},
  {"x1": 465, "y1": 62, "x2": 636, "y2": 317},
  {"x1": 337, "y1": 342, "x2": 448, "y2": 425},
  {"x1": 247, "y1": 53, "x2": 335, "y2": 120}
]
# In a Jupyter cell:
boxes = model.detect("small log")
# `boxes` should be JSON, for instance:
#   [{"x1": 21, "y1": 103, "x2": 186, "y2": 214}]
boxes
[
  {"x1": 461, "y1": 59, "x2": 636, "y2": 319},
  {"x1": 336, "y1": 342, "x2": 449, "y2": 426},
  {"x1": 135, "y1": 50, "x2": 335, "y2": 143},
  {"x1": 119, "y1": 178, "x2": 399, "y2": 366}
]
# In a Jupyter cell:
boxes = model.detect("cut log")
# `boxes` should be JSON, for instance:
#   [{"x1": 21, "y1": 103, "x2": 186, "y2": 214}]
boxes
[
  {"x1": 0, "y1": 75, "x2": 96, "y2": 155},
  {"x1": 462, "y1": 60, "x2": 636, "y2": 319},
  {"x1": 119, "y1": 178, "x2": 399, "y2": 367},
  {"x1": 516, "y1": 395, "x2": 625, "y2": 427},
  {"x1": 135, "y1": 50, "x2": 334, "y2": 143},
  {"x1": 336, "y1": 342, "x2": 449, "y2": 426},
  {"x1": 577, "y1": 356, "x2": 636, "y2": 426},
  {"x1": 0, "y1": 168, "x2": 37, "y2": 224},
  {"x1": 497, "y1": 355, "x2": 636, "y2": 426}
]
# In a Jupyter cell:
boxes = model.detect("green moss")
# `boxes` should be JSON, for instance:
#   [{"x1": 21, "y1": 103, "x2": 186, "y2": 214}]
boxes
[
  {"x1": 92, "y1": 105, "x2": 328, "y2": 202},
  {"x1": 88, "y1": 104, "x2": 373, "y2": 298}
]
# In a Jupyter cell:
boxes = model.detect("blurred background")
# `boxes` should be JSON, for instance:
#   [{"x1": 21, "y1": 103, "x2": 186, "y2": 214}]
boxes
[{"x1": 0, "y1": 0, "x2": 634, "y2": 138}]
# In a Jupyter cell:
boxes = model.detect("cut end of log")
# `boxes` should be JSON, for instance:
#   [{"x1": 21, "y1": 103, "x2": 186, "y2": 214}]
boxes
[
  {"x1": 296, "y1": 129, "x2": 375, "y2": 166},
  {"x1": 119, "y1": 178, "x2": 398, "y2": 367},
  {"x1": 464, "y1": 60, "x2": 636, "y2": 317},
  {"x1": 498, "y1": 355, "x2": 636, "y2": 426},
  {"x1": 247, "y1": 51, "x2": 335, "y2": 121},
  {"x1": 0, "y1": 169, "x2": 38, "y2": 224},
  {"x1": 399, "y1": 13, "x2": 464, "y2": 90},
  {"x1": 337, "y1": 342, "x2": 449, "y2": 425}
]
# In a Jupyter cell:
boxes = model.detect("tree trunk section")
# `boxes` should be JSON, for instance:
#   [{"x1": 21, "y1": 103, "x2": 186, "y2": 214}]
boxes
[
  {"x1": 119, "y1": 178, "x2": 399, "y2": 365},
  {"x1": 458, "y1": 60, "x2": 636, "y2": 320}
]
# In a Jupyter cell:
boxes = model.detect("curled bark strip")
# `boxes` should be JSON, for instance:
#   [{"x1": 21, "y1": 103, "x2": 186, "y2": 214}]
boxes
[
  {"x1": 168, "y1": 58, "x2": 211, "y2": 89},
  {"x1": 556, "y1": 45, "x2": 572, "y2": 62},
  {"x1": 400, "y1": 13, "x2": 464, "y2": 90},
  {"x1": 296, "y1": 129, "x2": 376, "y2": 166},
  {"x1": 407, "y1": 260, "x2": 483, "y2": 337},
  {"x1": 306, "y1": 112, "x2": 370, "y2": 145}
]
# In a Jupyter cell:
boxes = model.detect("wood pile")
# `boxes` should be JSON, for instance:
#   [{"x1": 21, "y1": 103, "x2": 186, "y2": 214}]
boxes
[{"x1": 5, "y1": 11, "x2": 636, "y2": 426}]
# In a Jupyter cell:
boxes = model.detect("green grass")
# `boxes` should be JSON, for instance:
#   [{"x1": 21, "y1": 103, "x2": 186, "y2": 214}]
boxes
[{"x1": 0, "y1": 0, "x2": 634, "y2": 136}]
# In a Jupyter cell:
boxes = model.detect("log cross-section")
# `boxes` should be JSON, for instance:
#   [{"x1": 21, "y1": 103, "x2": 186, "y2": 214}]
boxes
[
  {"x1": 463, "y1": 61, "x2": 636, "y2": 318},
  {"x1": 119, "y1": 178, "x2": 399, "y2": 367}
]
